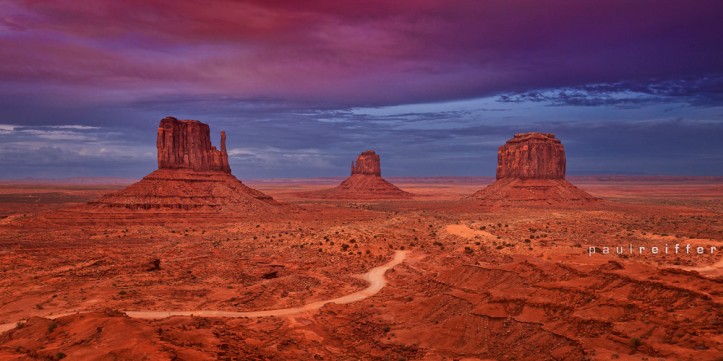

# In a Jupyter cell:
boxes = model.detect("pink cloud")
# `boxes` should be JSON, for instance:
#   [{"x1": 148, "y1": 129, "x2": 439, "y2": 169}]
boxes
[{"x1": 0, "y1": 0, "x2": 721, "y2": 107}]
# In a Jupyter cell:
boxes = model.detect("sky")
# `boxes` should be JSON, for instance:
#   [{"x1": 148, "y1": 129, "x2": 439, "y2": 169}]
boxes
[{"x1": 1, "y1": 0, "x2": 722, "y2": 179}]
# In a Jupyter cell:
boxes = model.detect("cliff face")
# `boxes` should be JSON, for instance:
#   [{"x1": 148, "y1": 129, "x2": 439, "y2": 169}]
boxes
[
  {"x1": 496, "y1": 133, "x2": 565, "y2": 180},
  {"x1": 351, "y1": 150, "x2": 382, "y2": 176},
  {"x1": 157, "y1": 117, "x2": 230, "y2": 173},
  {"x1": 85, "y1": 116, "x2": 279, "y2": 215},
  {"x1": 473, "y1": 132, "x2": 596, "y2": 203}
]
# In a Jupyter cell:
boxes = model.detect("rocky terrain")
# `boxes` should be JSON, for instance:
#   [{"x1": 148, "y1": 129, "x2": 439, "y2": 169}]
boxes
[
  {"x1": 0, "y1": 127, "x2": 720, "y2": 360},
  {"x1": 0, "y1": 176, "x2": 720, "y2": 360},
  {"x1": 473, "y1": 133, "x2": 597, "y2": 203},
  {"x1": 301, "y1": 151, "x2": 414, "y2": 200}
]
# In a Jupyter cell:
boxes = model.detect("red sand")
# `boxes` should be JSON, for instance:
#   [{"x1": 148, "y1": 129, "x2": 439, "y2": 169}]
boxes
[{"x1": 0, "y1": 176, "x2": 721, "y2": 360}]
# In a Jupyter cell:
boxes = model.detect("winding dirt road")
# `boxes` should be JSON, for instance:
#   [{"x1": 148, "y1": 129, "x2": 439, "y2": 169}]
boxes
[{"x1": 0, "y1": 251, "x2": 408, "y2": 333}]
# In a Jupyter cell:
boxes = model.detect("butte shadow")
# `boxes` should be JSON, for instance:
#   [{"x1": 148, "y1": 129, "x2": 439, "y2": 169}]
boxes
[
  {"x1": 470, "y1": 132, "x2": 597, "y2": 204},
  {"x1": 298, "y1": 150, "x2": 414, "y2": 200}
]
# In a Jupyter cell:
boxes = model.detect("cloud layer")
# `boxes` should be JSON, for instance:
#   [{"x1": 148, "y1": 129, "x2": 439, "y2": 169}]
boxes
[{"x1": 0, "y1": 1, "x2": 722, "y2": 177}]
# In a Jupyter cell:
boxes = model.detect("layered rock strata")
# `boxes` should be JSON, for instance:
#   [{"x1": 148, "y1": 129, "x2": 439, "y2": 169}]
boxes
[
  {"x1": 351, "y1": 150, "x2": 382, "y2": 176},
  {"x1": 496, "y1": 133, "x2": 565, "y2": 180},
  {"x1": 86, "y1": 117, "x2": 278, "y2": 214},
  {"x1": 157, "y1": 117, "x2": 230, "y2": 173},
  {"x1": 472, "y1": 133, "x2": 596, "y2": 203}
]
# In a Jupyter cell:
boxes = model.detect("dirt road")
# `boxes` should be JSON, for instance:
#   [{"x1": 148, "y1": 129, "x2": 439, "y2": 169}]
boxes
[{"x1": 0, "y1": 250, "x2": 408, "y2": 332}]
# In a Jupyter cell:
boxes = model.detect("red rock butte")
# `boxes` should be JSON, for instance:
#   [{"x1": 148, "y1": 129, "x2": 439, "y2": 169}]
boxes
[
  {"x1": 157, "y1": 117, "x2": 230, "y2": 173},
  {"x1": 351, "y1": 150, "x2": 382, "y2": 176},
  {"x1": 77, "y1": 117, "x2": 280, "y2": 219},
  {"x1": 472, "y1": 132, "x2": 596, "y2": 203},
  {"x1": 496, "y1": 132, "x2": 565, "y2": 180},
  {"x1": 302, "y1": 150, "x2": 413, "y2": 199}
]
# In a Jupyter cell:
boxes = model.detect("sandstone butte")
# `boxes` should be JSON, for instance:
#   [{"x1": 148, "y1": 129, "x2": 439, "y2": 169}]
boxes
[
  {"x1": 471, "y1": 132, "x2": 596, "y2": 203},
  {"x1": 157, "y1": 117, "x2": 231, "y2": 173},
  {"x1": 86, "y1": 117, "x2": 279, "y2": 214},
  {"x1": 302, "y1": 150, "x2": 413, "y2": 199}
]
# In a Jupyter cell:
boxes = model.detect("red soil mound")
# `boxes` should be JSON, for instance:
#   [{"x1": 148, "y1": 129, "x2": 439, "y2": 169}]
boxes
[
  {"x1": 89, "y1": 169, "x2": 277, "y2": 212},
  {"x1": 472, "y1": 178, "x2": 596, "y2": 203}
]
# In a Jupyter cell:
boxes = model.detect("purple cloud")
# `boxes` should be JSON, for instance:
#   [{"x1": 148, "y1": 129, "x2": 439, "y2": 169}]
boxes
[
  {"x1": 1, "y1": 0, "x2": 722, "y2": 107},
  {"x1": 0, "y1": 1, "x2": 722, "y2": 177}
]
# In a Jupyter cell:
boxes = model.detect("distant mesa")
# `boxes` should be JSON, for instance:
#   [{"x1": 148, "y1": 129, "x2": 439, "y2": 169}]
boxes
[
  {"x1": 471, "y1": 132, "x2": 596, "y2": 203},
  {"x1": 301, "y1": 150, "x2": 413, "y2": 199},
  {"x1": 87, "y1": 117, "x2": 279, "y2": 213},
  {"x1": 351, "y1": 150, "x2": 382, "y2": 176}
]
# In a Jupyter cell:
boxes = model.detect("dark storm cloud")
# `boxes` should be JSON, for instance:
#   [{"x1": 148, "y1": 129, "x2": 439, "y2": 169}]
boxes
[
  {"x1": 2, "y1": 0, "x2": 723, "y2": 107},
  {"x1": 556, "y1": 120, "x2": 723, "y2": 175},
  {"x1": 0, "y1": 1, "x2": 722, "y2": 177},
  {"x1": 1, "y1": 105, "x2": 721, "y2": 177},
  {"x1": 0, "y1": 124, "x2": 155, "y2": 178}
]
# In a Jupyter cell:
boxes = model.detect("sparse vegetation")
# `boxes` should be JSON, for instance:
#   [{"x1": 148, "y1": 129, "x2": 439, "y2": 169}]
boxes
[{"x1": 0, "y1": 177, "x2": 718, "y2": 360}]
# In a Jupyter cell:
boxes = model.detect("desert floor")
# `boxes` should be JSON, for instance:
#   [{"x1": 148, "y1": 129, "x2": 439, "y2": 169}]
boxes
[{"x1": 0, "y1": 177, "x2": 721, "y2": 360}]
